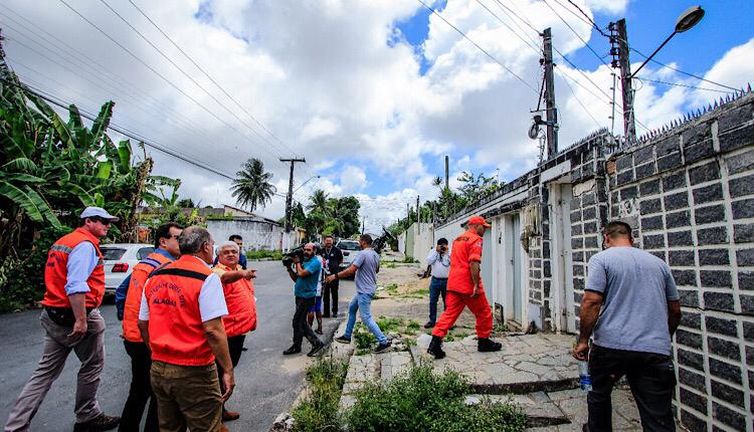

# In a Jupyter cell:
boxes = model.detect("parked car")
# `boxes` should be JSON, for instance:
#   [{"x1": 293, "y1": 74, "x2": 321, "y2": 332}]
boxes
[
  {"x1": 336, "y1": 239, "x2": 361, "y2": 271},
  {"x1": 100, "y1": 243, "x2": 154, "y2": 294}
]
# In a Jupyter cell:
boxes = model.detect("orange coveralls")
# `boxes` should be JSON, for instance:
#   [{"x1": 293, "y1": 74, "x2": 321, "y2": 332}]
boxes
[{"x1": 431, "y1": 229, "x2": 493, "y2": 339}]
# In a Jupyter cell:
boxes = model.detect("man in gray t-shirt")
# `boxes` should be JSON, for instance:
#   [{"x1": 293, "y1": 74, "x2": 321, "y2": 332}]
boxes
[
  {"x1": 325, "y1": 234, "x2": 391, "y2": 353},
  {"x1": 573, "y1": 221, "x2": 681, "y2": 432}
]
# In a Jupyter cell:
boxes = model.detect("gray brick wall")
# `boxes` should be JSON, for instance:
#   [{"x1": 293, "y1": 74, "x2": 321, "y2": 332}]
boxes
[{"x1": 599, "y1": 93, "x2": 754, "y2": 431}]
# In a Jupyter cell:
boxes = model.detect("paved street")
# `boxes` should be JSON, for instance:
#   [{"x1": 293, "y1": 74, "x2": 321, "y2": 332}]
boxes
[{"x1": 0, "y1": 260, "x2": 353, "y2": 432}]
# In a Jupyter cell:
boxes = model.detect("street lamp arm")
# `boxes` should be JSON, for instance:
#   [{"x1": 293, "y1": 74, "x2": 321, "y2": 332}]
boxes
[{"x1": 629, "y1": 31, "x2": 676, "y2": 79}]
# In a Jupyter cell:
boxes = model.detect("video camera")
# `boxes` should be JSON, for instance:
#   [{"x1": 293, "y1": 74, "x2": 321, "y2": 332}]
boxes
[{"x1": 282, "y1": 246, "x2": 305, "y2": 268}]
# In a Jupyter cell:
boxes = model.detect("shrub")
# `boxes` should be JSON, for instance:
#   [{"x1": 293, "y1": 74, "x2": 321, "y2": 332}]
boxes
[
  {"x1": 246, "y1": 249, "x2": 283, "y2": 261},
  {"x1": 344, "y1": 365, "x2": 526, "y2": 432},
  {"x1": 291, "y1": 356, "x2": 348, "y2": 432}
]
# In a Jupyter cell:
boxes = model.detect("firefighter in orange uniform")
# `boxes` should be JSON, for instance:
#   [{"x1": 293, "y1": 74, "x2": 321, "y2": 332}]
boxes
[
  {"x1": 118, "y1": 222, "x2": 182, "y2": 432},
  {"x1": 138, "y1": 227, "x2": 232, "y2": 432},
  {"x1": 427, "y1": 216, "x2": 502, "y2": 359},
  {"x1": 212, "y1": 240, "x2": 257, "y2": 422},
  {"x1": 5, "y1": 207, "x2": 121, "y2": 432}
]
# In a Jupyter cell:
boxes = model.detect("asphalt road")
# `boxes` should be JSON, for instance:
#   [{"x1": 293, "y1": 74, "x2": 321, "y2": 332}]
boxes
[{"x1": 0, "y1": 260, "x2": 353, "y2": 432}]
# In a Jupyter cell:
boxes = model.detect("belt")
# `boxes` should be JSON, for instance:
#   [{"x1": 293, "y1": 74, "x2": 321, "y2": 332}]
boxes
[{"x1": 432, "y1": 277, "x2": 448, "y2": 280}]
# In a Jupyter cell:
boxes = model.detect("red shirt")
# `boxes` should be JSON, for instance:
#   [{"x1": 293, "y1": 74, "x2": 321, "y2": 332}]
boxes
[{"x1": 447, "y1": 229, "x2": 484, "y2": 295}]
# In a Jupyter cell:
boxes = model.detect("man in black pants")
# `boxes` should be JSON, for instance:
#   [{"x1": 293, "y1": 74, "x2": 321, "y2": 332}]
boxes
[
  {"x1": 320, "y1": 236, "x2": 343, "y2": 317},
  {"x1": 284, "y1": 243, "x2": 324, "y2": 357},
  {"x1": 573, "y1": 222, "x2": 681, "y2": 431}
]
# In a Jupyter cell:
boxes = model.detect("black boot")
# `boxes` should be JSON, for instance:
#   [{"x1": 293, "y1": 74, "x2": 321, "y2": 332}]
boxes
[
  {"x1": 477, "y1": 337, "x2": 502, "y2": 352},
  {"x1": 427, "y1": 335, "x2": 446, "y2": 359}
]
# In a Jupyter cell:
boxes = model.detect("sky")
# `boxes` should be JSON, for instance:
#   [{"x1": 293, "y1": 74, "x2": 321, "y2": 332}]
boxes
[{"x1": 2, "y1": 0, "x2": 753, "y2": 233}]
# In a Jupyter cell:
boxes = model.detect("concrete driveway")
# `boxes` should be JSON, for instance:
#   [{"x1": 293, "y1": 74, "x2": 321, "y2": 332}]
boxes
[{"x1": 0, "y1": 260, "x2": 353, "y2": 431}]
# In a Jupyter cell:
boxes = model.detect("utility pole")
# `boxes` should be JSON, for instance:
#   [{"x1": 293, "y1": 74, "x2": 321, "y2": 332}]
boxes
[
  {"x1": 444, "y1": 155, "x2": 449, "y2": 190},
  {"x1": 542, "y1": 27, "x2": 558, "y2": 157},
  {"x1": 361, "y1": 216, "x2": 366, "y2": 235},
  {"x1": 416, "y1": 195, "x2": 420, "y2": 233},
  {"x1": 612, "y1": 19, "x2": 636, "y2": 142},
  {"x1": 279, "y1": 157, "x2": 306, "y2": 233},
  {"x1": 406, "y1": 203, "x2": 410, "y2": 225}
]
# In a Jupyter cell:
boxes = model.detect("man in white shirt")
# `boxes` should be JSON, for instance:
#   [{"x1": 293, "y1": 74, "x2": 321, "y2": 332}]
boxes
[{"x1": 423, "y1": 238, "x2": 450, "y2": 329}]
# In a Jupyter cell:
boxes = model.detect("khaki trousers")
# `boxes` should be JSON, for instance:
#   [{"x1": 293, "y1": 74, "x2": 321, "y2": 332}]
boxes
[
  {"x1": 150, "y1": 361, "x2": 223, "y2": 432},
  {"x1": 4, "y1": 309, "x2": 106, "y2": 432}
]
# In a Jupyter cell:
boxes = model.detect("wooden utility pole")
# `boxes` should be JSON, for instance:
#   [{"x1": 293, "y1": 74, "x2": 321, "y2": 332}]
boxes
[
  {"x1": 280, "y1": 157, "x2": 306, "y2": 232},
  {"x1": 444, "y1": 155, "x2": 449, "y2": 190},
  {"x1": 542, "y1": 28, "x2": 558, "y2": 158},
  {"x1": 615, "y1": 19, "x2": 636, "y2": 141}
]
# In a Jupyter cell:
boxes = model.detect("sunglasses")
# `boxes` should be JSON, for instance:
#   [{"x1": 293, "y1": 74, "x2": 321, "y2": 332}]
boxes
[{"x1": 89, "y1": 217, "x2": 112, "y2": 226}]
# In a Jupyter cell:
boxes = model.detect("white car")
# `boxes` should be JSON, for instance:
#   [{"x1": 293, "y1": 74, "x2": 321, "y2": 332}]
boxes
[
  {"x1": 336, "y1": 240, "x2": 361, "y2": 271},
  {"x1": 100, "y1": 243, "x2": 154, "y2": 294}
]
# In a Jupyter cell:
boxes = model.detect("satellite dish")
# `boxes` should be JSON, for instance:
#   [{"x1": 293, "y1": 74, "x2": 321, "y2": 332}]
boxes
[{"x1": 528, "y1": 122, "x2": 540, "y2": 139}]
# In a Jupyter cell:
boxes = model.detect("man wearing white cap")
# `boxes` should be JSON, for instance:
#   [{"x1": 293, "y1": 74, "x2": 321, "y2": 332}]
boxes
[
  {"x1": 284, "y1": 242, "x2": 325, "y2": 357},
  {"x1": 5, "y1": 207, "x2": 121, "y2": 432}
]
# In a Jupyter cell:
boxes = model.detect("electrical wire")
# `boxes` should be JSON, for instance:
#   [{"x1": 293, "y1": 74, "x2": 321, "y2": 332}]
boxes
[
  {"x1": 416, "y1": 0, "x2": 539, "y2": 94},
  {"x1": 542, "y1": 0, "x2": 609, "y2": 67},
  {"x1": 558, "y1": 71, "x2": 601, "y2": 128},
  {"x1": 558, "y1": 0, "x2": 609, "y2": 37},
  {"x1": 474, "y1": 0, "x2": 541, "y2": 56},
  {"x1": 629, "y1": 47, "x2": 738, "y2": 92},
  {"x1": 634, "y1": 77, "x2": 731, "y2": 94},
  {"x1": 487, "y1": 0, "x2": 541, "y2": 49}
]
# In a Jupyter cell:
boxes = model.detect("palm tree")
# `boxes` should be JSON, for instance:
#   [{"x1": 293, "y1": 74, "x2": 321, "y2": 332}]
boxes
[{"x1": 231, "y1": 158, "x2": 276, "y2": 212}]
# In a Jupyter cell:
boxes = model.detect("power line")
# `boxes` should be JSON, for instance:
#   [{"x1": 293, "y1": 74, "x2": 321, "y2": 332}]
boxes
[
  {"x1": 96, "y1": 0, "x2": 288, "y2": 165},
  {"x1": 629, "y1": 47, "x2": 738, "y2": 92},
  {"x1": 634, "y1": 77, "x2": 731, "y2": 94},
  {"x1": 542, "y1": 0, "x2": 609, "y2": 67},
  {"x1": 125, "y1": 0, "x2": 302, "y2": 160},
  {"x1": 557, "y1": 0, "x2": 609, "y2": 37},
  {"x1": 415, "y1": 0, "x2": 539, "y2": 94},
  {"x1": 559, "y1": 71, "x2": 601, "y2": 128},
  {"x1": 56, "y1": 0, "x2": 287, "y2": 169},
  {"x1": 487, "y1": 0, "x2": 541, "y2": 49},
  {"x1": 474, "y1": 0, "x2": 541, "y2": 56}
]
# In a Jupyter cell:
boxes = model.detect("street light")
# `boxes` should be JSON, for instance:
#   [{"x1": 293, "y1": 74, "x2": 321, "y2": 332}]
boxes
[{"x1": 630, "y1": 6, "x2": 704, "y2": 78}]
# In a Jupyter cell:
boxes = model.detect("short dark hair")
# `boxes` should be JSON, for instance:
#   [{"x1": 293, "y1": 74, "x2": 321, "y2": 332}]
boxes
[
  {"x1": 154, "y1": 222, "x2": 183, "y2": 248},
  {"x1": 229, "y1": 234, "x2": 243, "y2": 241},
  {"x1": 359, "y1": 234, "x2": 373, "y2": 245},
  {"x1": 324, "y1": 235, "x2": 334, "y2": 240},
  {"x1": 437, "y1": 238, "x2": 448, "y2": 246},
  {"x1": 603, "y1": 221, "x2": 633, "y2": 239}
]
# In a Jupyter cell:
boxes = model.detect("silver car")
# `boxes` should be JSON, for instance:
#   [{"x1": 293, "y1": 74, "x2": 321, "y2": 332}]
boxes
[
  {"x1": 100, "y1": 243, "x2": 154, "y2": 294},
  {"x1": 336, "y1": 240, "x2": 361, "y2": 271}
]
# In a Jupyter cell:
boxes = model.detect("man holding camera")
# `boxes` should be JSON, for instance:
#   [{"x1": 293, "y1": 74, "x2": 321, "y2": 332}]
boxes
[
  {"x1": 284, "y1": 243, "x2": 325, "y2": 357},
  {"x1": 423, "y1": 238, "x2": 450, "y2": 329}
]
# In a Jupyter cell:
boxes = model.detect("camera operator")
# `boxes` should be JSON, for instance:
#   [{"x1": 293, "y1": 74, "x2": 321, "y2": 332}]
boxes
[
  {"x1": 423, "y1": 238, "x2": 450, "y2": 329},
  {"x1": 283, "y1": 243, "x2": 325, "y2": 357}
]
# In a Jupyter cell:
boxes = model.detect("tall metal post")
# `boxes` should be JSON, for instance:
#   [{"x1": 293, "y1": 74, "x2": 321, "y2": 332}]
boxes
[
  {"x1": 416, "y1": 195, "x2": 420, "y2": 233},
  {"x1": 444, "y1": 155, "x2": 450, "y2": 190},
  {"x1": 542, "y1": 28, "x2": 558, "y2": 157},
  {"x1": 615, "y1": 19, "x2": 636, "y2": 141},
  {"x1": 280, "y1": 157, "x2": 306, "y2": 233}
]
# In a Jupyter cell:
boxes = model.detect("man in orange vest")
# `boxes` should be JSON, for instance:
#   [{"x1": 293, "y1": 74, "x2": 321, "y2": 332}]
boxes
[
  {"x1": 117, "y1": 222, "x2": 182, "y2": 432},
  {"x1": 138, "y1": 226, "x2": 232, "y2": 432},
  {"x1": 427, "y1": 216, "x2": 502, "y2": 359},
  {"x1": 212, "y1": 240, "x2": 257, "y2": 422},
  {"x1": 5, "y1": 207, "x2": 121, "y2": 432}
]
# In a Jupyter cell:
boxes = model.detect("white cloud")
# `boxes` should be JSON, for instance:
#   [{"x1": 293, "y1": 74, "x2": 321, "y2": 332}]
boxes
[
  {"x1": 339, "y1": 165, "x2": 368, "y2": 194},
  {"x1": 299, "y1": 116, "x2": 340, "y2": 143},
  {"x1": 584, "y1": 0, "x2": 628, "y2": 15}
]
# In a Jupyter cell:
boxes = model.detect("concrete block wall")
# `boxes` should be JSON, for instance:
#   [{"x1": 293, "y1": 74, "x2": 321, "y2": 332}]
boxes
[{"x1": 599, "y1": 94, "x2": 754, "y2": 431}]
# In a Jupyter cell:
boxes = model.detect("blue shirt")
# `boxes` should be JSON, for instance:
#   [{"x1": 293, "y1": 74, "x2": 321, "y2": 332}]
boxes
[
  {"x1": 65, "y1": 242, "x2": 99, "y2": 296},
  {"x1": 353, "y1": 248, "x2": 380, "y2": 295},
  {"x1": 294, "y1": 257, "x2": 322, "y2": 298},
  {"x1": 586, "y1": 246, "x2": 679, "y2": 356},
  {"x1": 115, "y1": 248, "x2": 176, "y2": 319}
]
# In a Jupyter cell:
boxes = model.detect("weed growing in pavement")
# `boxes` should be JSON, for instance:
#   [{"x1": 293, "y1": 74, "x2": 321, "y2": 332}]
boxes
[
  {"x1": 344, "y1": 364, "x2": 526, "y2": 432},
  {"x1": 353, "y1": 323, "x2": 377, "y2": 352},
  {"x1": 291, "y1": 356, "x2": 348, "y2": 432}
]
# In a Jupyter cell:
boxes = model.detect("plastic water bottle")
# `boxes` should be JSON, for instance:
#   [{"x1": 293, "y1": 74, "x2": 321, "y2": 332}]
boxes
[{"x1": 578, "y1": 360, "x2": 592, "y2": 392}]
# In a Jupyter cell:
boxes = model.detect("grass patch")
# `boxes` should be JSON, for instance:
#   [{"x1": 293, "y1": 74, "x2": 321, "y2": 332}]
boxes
[
  {"x1": 381, "y1": 261, "x2": 397, "y2": 269},
  {"x1": 344, "y1": 364, "x2": 526, "y2": 432},
  {"x1": 291, "y1": 356, "x2": 348, "y2": 432},
  {"x1": 246, "y1": 249, "x2": 283, "y2": 260}
]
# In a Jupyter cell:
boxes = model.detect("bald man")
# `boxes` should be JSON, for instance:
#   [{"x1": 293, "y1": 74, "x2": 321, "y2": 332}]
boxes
[{"x1": 284, "y1": 243, "x2": 324, "y2": 357}]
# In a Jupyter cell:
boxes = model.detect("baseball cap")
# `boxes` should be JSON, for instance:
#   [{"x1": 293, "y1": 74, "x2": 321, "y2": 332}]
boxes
[
  {"x1": 80, "y1": 206, "x2": 119, "y2": 222},
  {"x1": 467, "y1": 215, "x2": 491, "y2": 227}
]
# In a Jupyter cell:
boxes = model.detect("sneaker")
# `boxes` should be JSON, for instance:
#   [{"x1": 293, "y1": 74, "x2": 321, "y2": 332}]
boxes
[
  {"x1": 315, "y1": 328, "x2": 323, "y2": 335},
  {"x1": 374, "y1": 340, "x2": 392, "y2": 353},
  {"x1": 283, "y1": 345, "x2": 301, "y2": 355},
  {"x1": 423, "y1": 321, "x2": 435, "y2": 329},
  {"x1": 334, "y1": 335, "x2": 351, "y2": 344},
  {"x1": 307, "y1": 341, "x2": 325, "y2": 357},
  {"x1": 73, "y1": 414, "x2": 120, "y2": 432},
  {"x1": 222, "y1": 409, "x2": 241, "y2": 421},
  {"x1": 477, "y1": 338, "x2": 502, "y2": 352}
]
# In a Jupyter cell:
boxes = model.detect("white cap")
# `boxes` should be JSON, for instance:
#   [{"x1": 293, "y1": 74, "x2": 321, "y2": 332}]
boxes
[{"x1": 79, "y1": 206, "x2": 119, "y2": 222}]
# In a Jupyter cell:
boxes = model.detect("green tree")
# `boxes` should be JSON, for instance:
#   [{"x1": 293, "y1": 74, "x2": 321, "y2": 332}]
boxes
[{"x1": 231, "y1": 158, "x2": 276, "y2": 212}]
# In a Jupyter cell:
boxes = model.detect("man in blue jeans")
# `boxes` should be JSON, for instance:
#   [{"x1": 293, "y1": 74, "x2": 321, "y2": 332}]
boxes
[
  {"x1": 327, "y1": 234, "x2": 391, "y2": 353},
  {"x1": 423, "y1": 238, "x2": 450, "y2": 328}
]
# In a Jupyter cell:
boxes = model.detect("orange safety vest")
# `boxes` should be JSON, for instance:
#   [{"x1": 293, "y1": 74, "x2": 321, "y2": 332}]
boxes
[
  {"x1": 42, "y1": 228, "x2": 105, "y2": 309},
  {"x1": 214, "y1": 263, "x2": 256, "y2": 337},
  {"x1": 144, "y1": 255, "x2": 216, "y2": 366},
  {"x1": 447, "y1": 229, "x2": 485, "y2": 295},
  {"x1": 122, "y1": 252, "x2": 174, "y2": 343}
]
